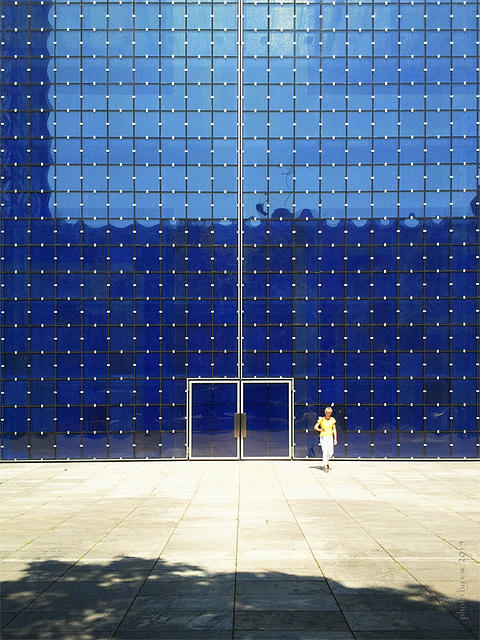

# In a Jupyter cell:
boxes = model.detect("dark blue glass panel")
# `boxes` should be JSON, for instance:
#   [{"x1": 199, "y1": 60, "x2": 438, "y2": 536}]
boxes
[
  {"x1": 268, "y1": 353, "x2": 293, "y2": 377},
  {"x1": 320, "y1": 352, "x2": 344, "y2": 377},
  {"x1": 191, "y1": 382, "x2": 238, "y2": 458},
  {"x1": 398, "y1": 405, "x2": 424, "y2": 432},
  {"x1": 425, "y1": 433, "x2": 451, "y2": 458},
  {"x1": 82, "y1": 433, "x2": 108, "y2": 459},
  {"x1": 3, "y1": 354, "x2": 29, "y2": 378},
  {"x1": 372, "y1": 432, "x2": 398, "y2": 458},
  {"x1": 187, "y1": 353, "x2": 212, "y2": 378},
  {"x1": 269, "y1": 274, "x2": 293, "y2": 298},
  {"x1": 213, "y1": 300, "x2": 237, "y2": 324},
  {"x1": 346, "y1": 326, "x2": 370, "y2": 351},
  {"x1": 109, "y1": 432, "x2": 134, "y2": 458},
  {"x1": 213, "y1": 326, "x2": 237, "y2": 351},
  {"x1": 56, "y1": 433, "x2": 82, "y2": 459},
  {"x1": 294, "y1": 380, "x2": 318, "y2": 406},
  {"x1": 398, "y1": 430, "x2": 425, "y2": 456},
  {"x1": 30, "y1": 433, "x2": 55, "y2": 459},
  {"x1": 347, "y1": 404, "x2": 371, "y2": 430},
  {"x1": 3, "y1": 407, "x2": 28, "y2": 433},
  {"x1": 30, "y1": 408, "x2": 54, "y2": 433},
  {"x1": 4, "y1": 380, "x2": 28, "y2": 406},
  {"x1": 83, "y1": 405, "x2": 108, "y2": 432},
  {"x1": 3, "y1": 434, "x2": 29, "y2": 459},
  {"x1": 346, "y1": 432, "x2": 372, "y2": 458},
  {"x1": 372, "y1": 405, "x2": 397, "y2": 430},
  {"x1": 451, "y1": 405, "x2": 477, "y2": 431},
  {"x1": 161, "y1": 404, "x2": 186, "y2": 432},
  {"x1": 135, "y1": 406, "x2": 161, "y2": 431},
  {"x1": 451, "y1": 433, "x2": 478, "y2": 458},
  {"x1": 243, "y1": 382, "x2": 289, "y2": 457},
  {"x1": 56, "y1": 407, "x2": 81, "y2": 432},
  {"x1": 295, "y1": 353, "x2": 318, "y2": 377},
  {"x1": 319, "y1": 300, "x2": 344, "y2": 324},
  {"x1": 30, "y1": 380, "x2": 55, "y2": 406},
  {"x1": 243, "y1": 352, "x2": 267, "y2": 378},
  {"x1": 134, "y1": 431, "x2": 161, "y2": 458},
  {"x1": 244, "y1": 300, "x2": 267, "y2": 324},
  {"x1": 294, "y1": 430, "x2": 319, "y2": 459},
  {"x1": 212, "y1": 352, "x2": 237, "y2": 378},
  {"x1": 110, "y1": 407, "x2": 134, "y2": 432},
  {"x1": 346, "y1": 353, "x2": 370, "y2": 378},
  {"x1": 160, "y1": 431, "x2": 186, "y2": 459}
]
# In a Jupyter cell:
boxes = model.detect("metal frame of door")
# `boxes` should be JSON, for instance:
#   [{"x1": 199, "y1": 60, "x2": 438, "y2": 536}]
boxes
[{"x1": 187, "y1": 378, "x2": 294, "y2": 460}]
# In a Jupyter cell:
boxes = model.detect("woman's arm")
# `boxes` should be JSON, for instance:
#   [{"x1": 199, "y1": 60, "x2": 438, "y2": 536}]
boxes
[
  {"x1": 313, "y1": 419, "x2": 322, "y2": 433},
  {"x1": 333, "y1": 423, "x2": 337, "y2": 445}
]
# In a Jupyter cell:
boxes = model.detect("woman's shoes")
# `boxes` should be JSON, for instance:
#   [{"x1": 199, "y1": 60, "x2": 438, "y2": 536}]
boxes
[{"x1": 324, "y1": 465, "x2": 329, "y2": 473}]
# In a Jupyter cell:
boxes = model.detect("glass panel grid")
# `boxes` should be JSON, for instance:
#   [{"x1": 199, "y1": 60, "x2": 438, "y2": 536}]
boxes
[{"x1": 1, "y1": 0, "x2": 479, "y2": 460}]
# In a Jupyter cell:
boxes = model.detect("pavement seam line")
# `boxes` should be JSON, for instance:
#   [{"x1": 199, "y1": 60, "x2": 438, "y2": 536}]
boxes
[
  {"x1": 313, "y1": 461, "x2": 479, "y2": 637},
  {"x1": 110, "y1": 461, "x2": 209, "y2": 639},
  {"x1": 346, "y1": 461, "x2": 480, "y2": 563},
  {"x1": 272, "y1": 460, "x2": 357, "y2": 640},
  {"x1": 1, "y1": 461, "x2": 177, "y2": 633}
]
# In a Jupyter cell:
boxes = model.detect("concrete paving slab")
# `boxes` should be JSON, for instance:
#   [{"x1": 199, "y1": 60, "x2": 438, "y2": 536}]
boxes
[{"x1": 1, "y1": 460, "x2": 479, "y2": 640}]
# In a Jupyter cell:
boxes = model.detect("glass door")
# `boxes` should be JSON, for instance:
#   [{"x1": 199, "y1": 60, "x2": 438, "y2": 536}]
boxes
[{"x1": 188, "y1": 379, "x2": 292, "y2": 459}]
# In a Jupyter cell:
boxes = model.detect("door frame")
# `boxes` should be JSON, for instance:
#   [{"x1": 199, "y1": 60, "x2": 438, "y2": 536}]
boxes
[{"x1": 187, "y1": 378, "x2": 294, "y2": 460}]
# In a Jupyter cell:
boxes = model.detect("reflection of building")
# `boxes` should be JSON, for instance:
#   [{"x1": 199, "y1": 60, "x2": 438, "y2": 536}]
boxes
[{"x1": 1, "y1": 0, "x2": 478, "y2": 459}]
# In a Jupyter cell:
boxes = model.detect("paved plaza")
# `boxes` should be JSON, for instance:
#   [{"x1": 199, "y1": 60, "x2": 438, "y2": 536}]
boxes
[{"x1": 0, "y1": 460, "x2": 479, "y2": 639}]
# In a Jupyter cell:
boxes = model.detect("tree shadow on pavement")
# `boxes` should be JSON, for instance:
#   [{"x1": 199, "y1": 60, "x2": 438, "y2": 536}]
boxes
[{"x1": 0, "y1": 557, "x2": 478, "y2": 640}]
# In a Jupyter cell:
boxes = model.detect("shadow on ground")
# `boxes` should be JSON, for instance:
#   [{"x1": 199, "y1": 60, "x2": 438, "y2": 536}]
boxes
[{"x1": 1, "y1": 557, "x2": 478, "y2": 639}]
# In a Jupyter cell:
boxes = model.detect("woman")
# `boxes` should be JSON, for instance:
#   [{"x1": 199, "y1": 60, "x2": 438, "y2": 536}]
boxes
[{"x1": 314, "y1": 406, "x2": 337, "y2": 473}]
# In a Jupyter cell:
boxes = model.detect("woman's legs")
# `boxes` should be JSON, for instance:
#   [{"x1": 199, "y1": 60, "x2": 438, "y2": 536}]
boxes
[{"x1": 320, "y1": 436, "x2": 334, "y2": 470}]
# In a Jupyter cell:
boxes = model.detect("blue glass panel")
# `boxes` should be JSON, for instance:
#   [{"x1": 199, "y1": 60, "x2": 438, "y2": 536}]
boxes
[
  {"x1": 295, "y1": 353, "x2": 318, "y2": 377},
  {"x1": 3, "y1": 434, "x2": 29, "y2": 459},
  {"x1": 372, "y1": 405, "x2": 397, "y2": 430},
  {"x1": 398, "y1": 405, "x2": 424, "y2": 432},
  {"x1": 83, "y1": 405, "x2": 108, "y2": 432},
  {"x1": 134, "y1": 405, "x2": 160, "y2": 433},
  {"x1": 372, "y1": 432, "x2": 398, "y2": 458},
  {"x1": 56, "y1": 433, "x2": 82, "y2": 459},
  {"x1": 243, "y1": 352, "x2": 268, "y2": 378},
  {"x1": 110, "y1": 407, "x2": 134, "y2": 432},
  {"x1": 108, "y1": 432, "x2": 134, "y2": 458},
  {"x1": 451, "y1": 405, "x2": 477, "y2": 432},
  {"x1": 346, "y1": 432, "x2": 372, "y2": 458},
  {"x1": 82, "y1": 433, "x2": 108, "y2": 459},
  {"x1": 30, "y1": 433, "x2": 55, "y2": 459},
  {"x1": 213, "y1": 300, "x2": 237, "y2": 324},
  {"x1": 160, "y1": 431, "x2": 186, "y2": 459},
  {"x1": 346, "y1": 353, "x2": 370, "y2": 378},
  {"x1": 347, "y1": 404, "x2": 371, "y2": 430},
  {"x1": 398, "y1": 432, "x2": 425, "y2": 458},
  {"x1": 3, "y1": 407, "x2": 29, "y2": 433},
  {"x1": 398, "y1": 381, "x2": 424, "y2": 405},
  {"x1": 134, "y1": 431, "x2": 161, "y2": 458},
  {"x1": 56, "y1": 407, "x2": 81, "y2": 432},
  {"x1": 187, "y1": 353, "x2": 212, "y2": 378},
  {"x1": 268, "y1": 353, "x2": 292, "y2": 377},
  {"x1": 320, "y1": 351, "x2": 344, "y2": 377},
  {"x1": 3, "y1": 380, "x2": 28, "y2": 406},
  {"x1": 425, "y1": 432, "x2": 451, "y2": 458},
  {"x1": 451, "y1": 433, "x2": 478, "y2": 458},
  {"x1": 30, "y1": 408, "x2": 55, "y2": 433}
]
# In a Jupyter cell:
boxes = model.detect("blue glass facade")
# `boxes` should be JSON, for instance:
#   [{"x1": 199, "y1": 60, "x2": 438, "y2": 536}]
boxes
[{"x1": 1, "y1": 0, "x2": 479, "y2": 459}]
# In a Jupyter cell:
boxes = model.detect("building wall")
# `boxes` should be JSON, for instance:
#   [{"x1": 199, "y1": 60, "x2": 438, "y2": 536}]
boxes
[{"x1": 1, "y1": 0, "x2": 479, "y2": 459}]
